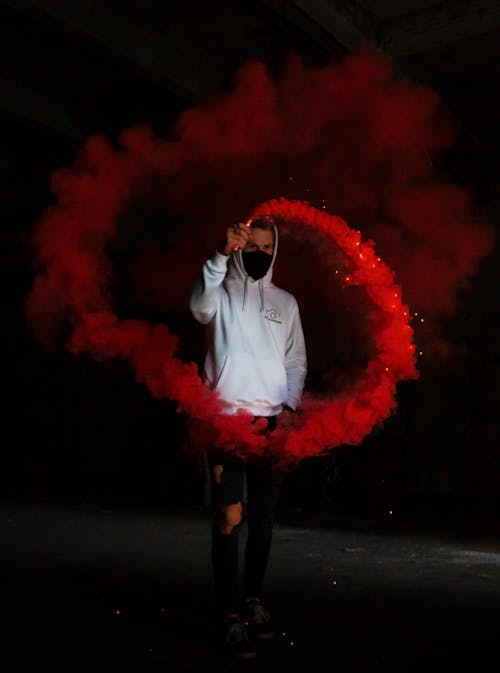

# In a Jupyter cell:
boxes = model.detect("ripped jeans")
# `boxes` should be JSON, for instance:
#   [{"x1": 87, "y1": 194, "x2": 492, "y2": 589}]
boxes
[{"x1": 208, "y1": 416, "x2": 285, "y2": 616}]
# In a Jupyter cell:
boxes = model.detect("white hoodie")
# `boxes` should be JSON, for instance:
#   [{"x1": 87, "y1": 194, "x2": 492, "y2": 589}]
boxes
[{"x1": 189, "y1": 226, "x2": 307, "y2": 417}]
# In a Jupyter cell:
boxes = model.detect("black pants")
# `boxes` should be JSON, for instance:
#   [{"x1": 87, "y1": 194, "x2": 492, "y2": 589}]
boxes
[{"x1": 208, "y1": 418, "x2": 284, "y2": 616}]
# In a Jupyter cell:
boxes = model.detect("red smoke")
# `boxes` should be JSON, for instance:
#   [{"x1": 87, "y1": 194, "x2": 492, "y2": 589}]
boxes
[{"x1": 25, "y1": 50, "x2": 493, "y2": 466}]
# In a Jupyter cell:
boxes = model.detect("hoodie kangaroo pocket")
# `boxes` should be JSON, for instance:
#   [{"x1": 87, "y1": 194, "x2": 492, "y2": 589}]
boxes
[{"x1": 216, "y1": 353, "x2": 287, "y2": 407}]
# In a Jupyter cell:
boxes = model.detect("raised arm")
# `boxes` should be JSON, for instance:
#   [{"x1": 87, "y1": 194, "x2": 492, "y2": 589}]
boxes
[
  {"x1": 189, "y1": 252, "x2": 228, "y2": 324},
  {"x1": 188, "y1": 223, "x2": 250, "y2": 324}
]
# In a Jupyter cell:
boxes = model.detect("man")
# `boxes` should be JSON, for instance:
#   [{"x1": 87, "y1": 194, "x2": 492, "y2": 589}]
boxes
[{"x1": 189, "y1": 215, "x2": 307, "y2": 659}]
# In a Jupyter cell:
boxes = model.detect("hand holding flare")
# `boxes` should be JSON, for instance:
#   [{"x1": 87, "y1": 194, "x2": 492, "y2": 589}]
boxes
[{"x1": 220, "y1": 221, "x2": 251, "y2": 255}]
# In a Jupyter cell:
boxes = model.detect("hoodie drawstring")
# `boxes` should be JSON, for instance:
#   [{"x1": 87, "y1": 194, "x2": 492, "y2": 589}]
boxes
[
  {"x1": 242, "y1": 275, "x2": 248, "y2": 312},
  {"x1": 241, "y1": 276, "x2": 264, "y2": 312}
]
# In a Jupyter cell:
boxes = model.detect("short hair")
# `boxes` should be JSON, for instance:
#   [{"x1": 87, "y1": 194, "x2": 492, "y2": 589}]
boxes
[{"x1": 250, "y1": 215, "x2": 275, "y2": 233}]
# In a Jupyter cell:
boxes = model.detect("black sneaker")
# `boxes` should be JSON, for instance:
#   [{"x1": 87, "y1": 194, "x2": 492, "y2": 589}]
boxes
[
  {"x1": 241, "y1": 598, "x2": 275, "y2": 639},
  {"x1": 220, "y1": 615, "x2": 256, "y2": 660}
]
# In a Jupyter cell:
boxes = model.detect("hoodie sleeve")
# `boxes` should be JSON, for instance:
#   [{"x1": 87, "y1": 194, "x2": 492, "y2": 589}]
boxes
[
  {"x1": 189, "y1": 251, "x2": 229, "y2": 324},
  {"x1": 285, "y1": 298, "x2": 307, "y2": 410}
]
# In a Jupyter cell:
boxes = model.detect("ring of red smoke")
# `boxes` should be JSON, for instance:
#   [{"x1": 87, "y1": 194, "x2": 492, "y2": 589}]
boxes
[
  {"x1": 26, "y1": 50, "x2": 492, "y2": 467},
  {"x1": 26, "y1": 166, "x2": 417, "y2": 465}
]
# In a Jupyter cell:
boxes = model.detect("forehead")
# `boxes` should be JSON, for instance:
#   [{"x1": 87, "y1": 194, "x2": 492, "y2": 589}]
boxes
[{"x1": 249, "y1": 227, "x2": 274, "y2": 246}]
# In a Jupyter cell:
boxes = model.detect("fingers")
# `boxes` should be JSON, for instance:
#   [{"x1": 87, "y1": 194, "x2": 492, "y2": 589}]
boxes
[
  {"x1": 232, "y1": 223, "x2": 251, "y2": 242},
  {"x1": 226, "y1": 222, "x2": 251, "y2": 252}
]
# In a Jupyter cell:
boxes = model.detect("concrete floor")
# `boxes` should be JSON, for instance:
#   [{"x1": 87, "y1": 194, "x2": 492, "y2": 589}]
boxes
[{"x1": 1, "y1": 498, "x2": 499, "y2": 672}]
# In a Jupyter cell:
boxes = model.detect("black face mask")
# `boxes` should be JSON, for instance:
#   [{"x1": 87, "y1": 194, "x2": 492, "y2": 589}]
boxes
[{"x1": 241, "y1": 250, "x2": 272, "y2": 280}]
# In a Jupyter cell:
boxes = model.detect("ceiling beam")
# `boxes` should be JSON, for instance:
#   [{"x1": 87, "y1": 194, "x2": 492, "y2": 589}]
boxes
[
  {"x1": 1, "y1": 0, "x2": 212, "y2": 102},
  {"x1": 256, "y1": 0, "x2": 500, "y2": 58},
  {"x1": 291, "y1": 0, "x2": 374, "y2": 51},
  {"x1": 380, "y1": 0, "x2": 500, "y2": 56},
  {"x1": 0, "y1": 75, "x2": 83, "y2": 141},
  {"x1": 254, "y1": 0, "x2": 374, "y2": 52}
]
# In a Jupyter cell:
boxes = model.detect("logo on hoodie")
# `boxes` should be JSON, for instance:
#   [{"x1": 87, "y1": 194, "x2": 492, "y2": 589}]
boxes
[{"x1": 264, "y1": 307, "x2": 282, "y2": 324}]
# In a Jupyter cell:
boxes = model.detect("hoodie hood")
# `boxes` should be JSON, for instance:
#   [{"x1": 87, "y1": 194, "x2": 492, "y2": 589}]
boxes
[
  {"x1": 225, "y1": 223, "x2": 278, "y2": 312},
  {"x1": 226, "y1": 223, "x2": 279, "y2": 286}
]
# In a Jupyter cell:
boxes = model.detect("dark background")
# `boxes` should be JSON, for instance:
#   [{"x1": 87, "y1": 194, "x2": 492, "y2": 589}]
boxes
[{"x1": 1, "y1": 0, "x2": 499, "y2": 525}]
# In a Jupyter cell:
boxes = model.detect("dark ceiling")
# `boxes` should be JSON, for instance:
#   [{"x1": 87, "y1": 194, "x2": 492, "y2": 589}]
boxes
[
  {"x1": 1, "y1": 1, "x2": 499, "y2": 231},
  {"x1": 0, "y1": 0, "x2": 498, "y2": 323}
]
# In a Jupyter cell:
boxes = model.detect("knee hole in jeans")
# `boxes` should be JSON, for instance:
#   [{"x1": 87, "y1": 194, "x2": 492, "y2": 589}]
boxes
[{"x1": 216, "y1": 502, "x2": 243, "y2": 534}]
